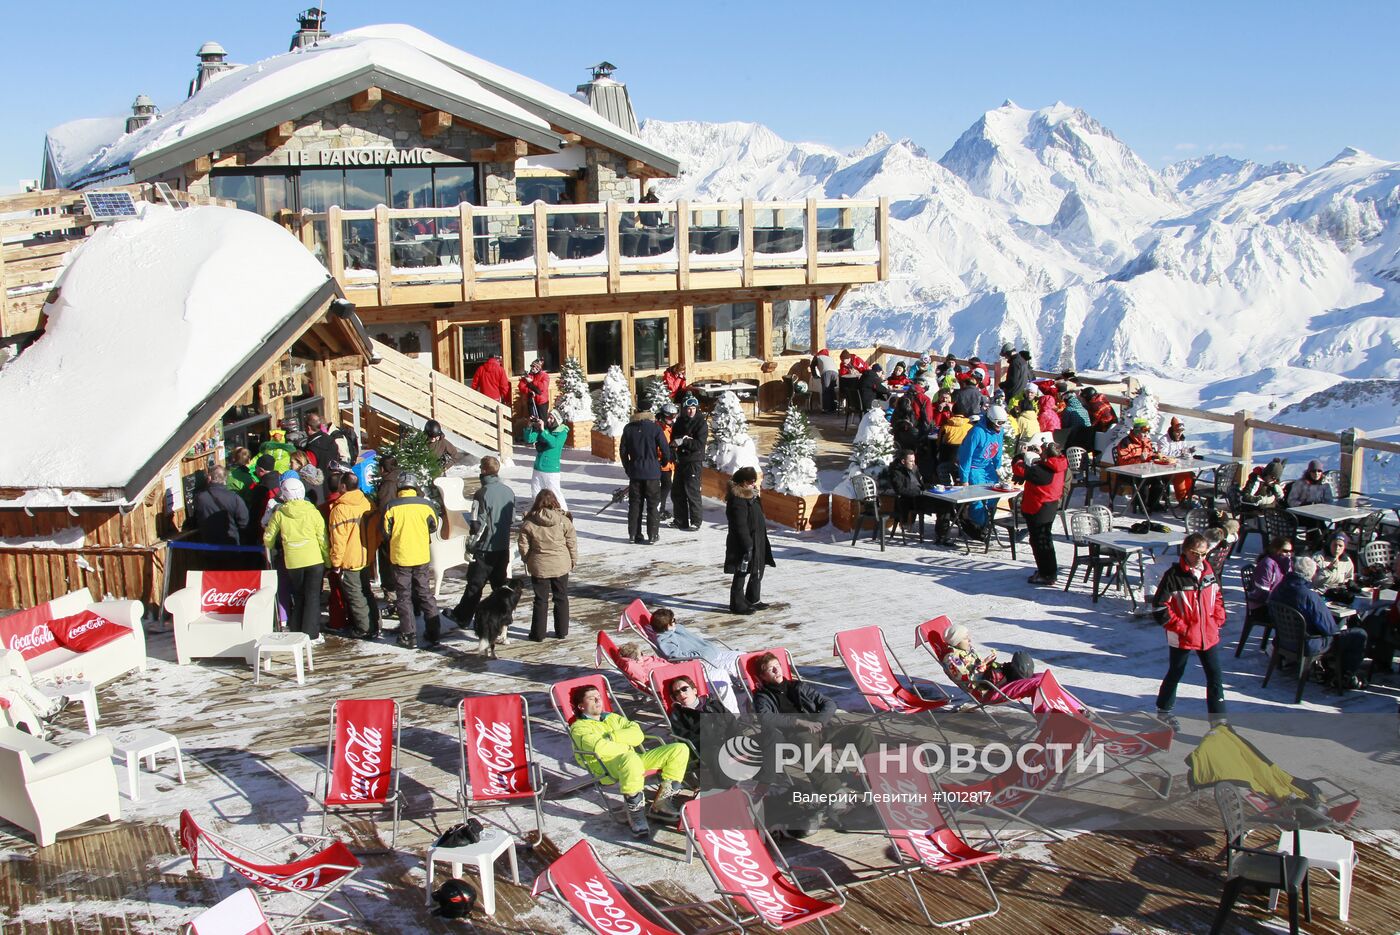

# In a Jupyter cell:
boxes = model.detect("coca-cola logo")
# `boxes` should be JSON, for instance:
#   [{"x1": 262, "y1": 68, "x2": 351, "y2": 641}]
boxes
[
  {"x1": 341, "y1": 721, "x2": 386, "y2": 801},
  {"x1": 8, "y1": 624, "x2": 55, "y2": 657},
  {"x1": 472, "y1": 717, "x2": 520, "y2": 796},
  {"x1": 565, "y1": 877, "x2": 641, "y2": 935},
  {"x1": 65, "y1": 617, "x2": 106, "y2": 640},
  {"x1": 202, "y1": 587, "x2": 254, "y2": 613},
  {"x1": 701, "y1": 828, "x2": 801, "y2": 923},
  {"x1": 848, "y1": 648, "x2": 900, "y2": 707}
]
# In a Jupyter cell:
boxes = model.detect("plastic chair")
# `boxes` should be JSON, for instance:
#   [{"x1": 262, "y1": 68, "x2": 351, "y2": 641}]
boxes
[
  {"x1": 429, "y1": 534, "x2": 468, "y2": 599},
  {"x1": 849, "y1": 473, "x2": 885, "y2": 550},
  {"x1": 1322, "y1": 470, "x2": 1343, "y2": 499},
  {"x1": 1057, "y1": 479, "x2": 1076, "y2": 536},
  {"x1": 1261, "y1": 603, "x2": 1323, "y2": 704},
  {"x1": 1065, "y1": 446, "x2": 1103, "y2": 506},
  {"x1": 1360, "y1": 539, "x2": 1393, "y2": 587},
  {"x1": 1063, "y1": 511, "x2": 1118, "y2": 596},
  {"x1": 1206, "y1": 460, "x2": 1242, "y2": 510},
  {"x1": 1235, "y1": 565, "x2": 1271, "y2": 657},
  {"x1": 1210, "y1": 783, "x2": 1311, "y2": 935},
  {"x1": 185, "y1": 888, "x2": 278, "y2": 935},
  {"x1": 1185, "y1": 507, "x2": 1212, "y2": 536}
]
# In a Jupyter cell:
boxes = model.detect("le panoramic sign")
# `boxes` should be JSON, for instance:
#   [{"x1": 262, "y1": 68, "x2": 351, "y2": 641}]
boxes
[{"x1": 284, "y1": 147, "x2": 466, "y2": 167}]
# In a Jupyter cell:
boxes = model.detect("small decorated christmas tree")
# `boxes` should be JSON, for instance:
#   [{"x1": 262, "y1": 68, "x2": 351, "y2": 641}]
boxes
[
  {"x1": 381, "y1": 428, "x2": 445, "y2": 505},
  {"x1": 766, "y1": 406, "x2": 820, "y2": 495},
  {"x1": 644, "y1": 376, "x2": 670, "y2": 413},
  {"x1": 707, "y1": 391, "x2": 752, "y2": 467},
  {"x1": 558, "y1": 355, "x2": 594, "y2": 423},
  {"x1": 847, "y1": 407, "x2": 895, "y2": 480},
  {"x1": 597, "y1": 365, "x2": 632, "y2": 437}
]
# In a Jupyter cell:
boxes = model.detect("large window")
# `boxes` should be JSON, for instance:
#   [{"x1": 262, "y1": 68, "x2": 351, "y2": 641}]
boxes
[
  {"x1": 518, "y1": 176, "x2": 571, "y2": 204},
  {"x1": 209, "y1": 174, "x2": 257, "y2": 212},
  {"x1": 298, "y1": 169, "x2": 344, "y2": 212},
  {"x1": 585, "y1": 319, "x2": 623, "y2": 374},
  {"x1": 770, "y1": 299, "x2": 811, "y2": 356},
  {"x1": 461, "y1": 323, "x2": 502, "y2": 380},
  {"x1": 633, "y1": 317, "x2": 670, "y2": 372},
  {"x1": 693, "y1": 302, "x2": 757, "y2": 363},
  {"x1": 391, "y1": 167, "x2": 433, "y2": 209},
  {"x1": 511, "y1": 314, "x2": 560, "y2": 373}
]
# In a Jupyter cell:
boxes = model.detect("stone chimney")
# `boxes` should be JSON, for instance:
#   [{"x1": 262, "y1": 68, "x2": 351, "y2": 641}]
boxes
[
  {"x1": 188, "y1": 41, "x2": 236, "y2": 98},
  {"x1": 126, "y1": 94, "x2": 159, "y2": 133},
  {"x1": 290, "y1": 6, "x2": 330, "y2": 51},
  {"x1": 575, "y1": 62, "x2": 639, "y2": 135}
]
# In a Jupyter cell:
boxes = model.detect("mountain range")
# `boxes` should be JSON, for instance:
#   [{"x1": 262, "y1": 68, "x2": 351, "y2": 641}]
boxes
[{"x1": 640, "y1": 102, "x2": 1400, "y2": 420}]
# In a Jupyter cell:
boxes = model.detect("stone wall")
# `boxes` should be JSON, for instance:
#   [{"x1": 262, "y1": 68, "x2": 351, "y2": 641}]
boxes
[{"x1": 586, "y1": 149, "x2": 637, "y2": 203}]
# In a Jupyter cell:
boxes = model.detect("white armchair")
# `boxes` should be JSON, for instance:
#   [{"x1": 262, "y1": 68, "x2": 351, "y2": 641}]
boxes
[
  {"x1": 433, "y1": 475, "x2": 478, "y2": 539},
  {"x1": 429, "y1": 535, "x2": 470, "y2": 599},
  {"x1": 0, "y1": 726, "x2": 120, "y2": 846},
  {"x1": 165, "y1": 571, "x2": 277, "y2": 666}
]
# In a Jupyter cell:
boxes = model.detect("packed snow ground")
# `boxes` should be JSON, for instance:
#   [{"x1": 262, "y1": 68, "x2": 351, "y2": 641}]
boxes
[{"x1": 9, "y1": 449, "x2": 1397, "y2": 930}]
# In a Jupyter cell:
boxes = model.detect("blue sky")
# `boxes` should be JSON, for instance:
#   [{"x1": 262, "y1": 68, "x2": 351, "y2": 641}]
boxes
[{"x1": 3, "y1": 0, "x2": 1396, "y2": 191}]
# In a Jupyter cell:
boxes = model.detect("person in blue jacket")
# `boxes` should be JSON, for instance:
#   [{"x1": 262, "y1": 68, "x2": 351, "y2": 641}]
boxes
[{"x1": 956, "y1": 404, "x2": 1008, "y2": 530}]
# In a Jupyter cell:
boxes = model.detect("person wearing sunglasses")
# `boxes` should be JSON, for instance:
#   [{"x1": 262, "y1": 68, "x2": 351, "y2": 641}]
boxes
[
  {"x1": 666, "y1": 674, "x2": 738, "y2": 782},
  {"x1": 1154, "y1": 533, "x2": 1228, "y2": 721},
  {"x1": 1286, "y1": 459, "x2": 1335, "y2": 508},
  {"x1": 1246, "y1": 536, "x2": 1294, "y2": 623}
]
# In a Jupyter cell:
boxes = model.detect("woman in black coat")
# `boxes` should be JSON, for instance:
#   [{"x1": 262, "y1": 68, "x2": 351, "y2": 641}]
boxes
[{"x1": 724, "y1": 466, "x2": 775, "y2": 614}]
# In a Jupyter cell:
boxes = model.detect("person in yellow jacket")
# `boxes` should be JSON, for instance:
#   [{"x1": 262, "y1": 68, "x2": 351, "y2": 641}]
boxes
[
  {"x1": 328, "y1": 473, "x2": 380, "y2": 639},
  {"x1": 567, "y1": 683, "x2": 688, "y2": 839},
  {"x1": 382, "y1": 473, "x2": 441, "y2": 649},
  {"x1": 263, "y1": 476, "x2": 329, "y2": 641}
]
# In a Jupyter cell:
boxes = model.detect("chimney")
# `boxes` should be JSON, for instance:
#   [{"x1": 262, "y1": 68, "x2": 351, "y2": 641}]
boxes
[
  {"x1": 126, "y1": 94, "x2": 159, "y2": 133},
  {"x1": 290, "y1": 6, "x2": 330, "y2": 51},
  {"x1": 188, "y1": 41, "x2": 235, "y2": 98},
  {"x1": 575, "y1": 62, "x2": 639, "y2": 135}
]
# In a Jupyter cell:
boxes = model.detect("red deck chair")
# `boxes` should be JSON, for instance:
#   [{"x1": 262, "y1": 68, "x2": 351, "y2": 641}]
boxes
[
  {"x1": 681, "y1": 788, "x2": 845, "y2": 933},
  {"x1": 532, "y1": 839, "x2": 743, "y2": 935},
  {"x1": 735, "y1": 647, "x2": 800, "y2": 708},
  {"x1": 178, "y1": 810, "x2": 361, "y2": 931},
  {"x1": 317, "y1": 699, "x2": 400, "y2": 848},
  {"x1": 860, "y1": 752, "x2": 1000, "y2": 927},
  {"x1": 618, "y1": 598, "x2": 659, "y2": 647},
  {"x1": 647, "y1": 659, "x2": 712, "y2": 754},
  {"x1": 596, "y1": 629, "x2": 654, "y2": 702},
  {"x1": 549, "y1": 673, "x2": 666, "y2": 817},
  {"x1": 833, "y1": 625, "x2": 950, "y2": 716},
  {"x1": 459, "y1": 693, "x2": 546, "y2": 840},
  {"x1": 185, "y1": 888, "x2": 277, "y2": 935}
]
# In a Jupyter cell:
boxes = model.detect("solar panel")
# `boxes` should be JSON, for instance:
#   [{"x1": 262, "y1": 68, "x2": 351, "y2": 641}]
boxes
[
  {"x1": 83, "y1": 190, "x2": 139, "y2": 220},
  {"x1": 154, "y1": 181, "x2": 187, "y2": 210}
]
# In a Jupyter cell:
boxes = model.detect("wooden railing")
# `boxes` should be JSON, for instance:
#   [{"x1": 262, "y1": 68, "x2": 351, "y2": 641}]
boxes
[
  {"x1": 298, "y1": 196, "x2": 890, "y2": 307},
  {"x1": 0, "y1": 184, "x2": 229, "y2": 338},
  {"x1": 348, "y1": 339, "x2": 511, "y2": 455},
  {"x1": 867, "y1": 344, "x2": 1399, "y2": 496}
]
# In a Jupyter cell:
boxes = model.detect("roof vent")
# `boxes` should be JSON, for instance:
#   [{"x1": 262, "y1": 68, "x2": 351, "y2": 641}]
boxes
[
  {"x1": 576, "y1": 62, "x2": 638, "y2": 135},
  {"x1": 188, "y1": 40, "x2": 237, "y2": 98},
  {"x1": 290, "y1": 6, "x2": 330, "y2": 51},
  {"x1": 126, "y1": 94, "x2": 160, "y2": 133}
]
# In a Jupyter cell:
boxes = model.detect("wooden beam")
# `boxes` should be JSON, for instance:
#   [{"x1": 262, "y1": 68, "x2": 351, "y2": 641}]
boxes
[
  {"x1": 533, "y1": 201, "x2": 549, "y2": 298},
  {"x1": 420, "y1": 110, "x2": 452, "y2": 139},
  {"x1": 469, "y1": 146, "x2": 498, "y2": 162},
  {"x1": 351, "y1": 87, "x2": 381, "y2": 112},
  {"x1": 264, "y1": 121, "x2": 296, "y2": 148},
  {"x1": 189, "y1": 156, "x2": 212, "y2": 182},
  {"x1": 375, "y1": 204, "x2": 393, "y2": 306},
  {"x1": 560, "y1": 132, "x2": 582, "y2": 144},
  {"x1": 626, "y1": 159, "x2": 646, "y2": 177},
  {"x1": 496, "y1": 138, "x2": 529, "y2": 162}
]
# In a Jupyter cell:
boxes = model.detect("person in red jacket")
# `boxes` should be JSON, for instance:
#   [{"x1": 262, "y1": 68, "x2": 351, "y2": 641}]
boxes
[
  {"x1": 471, "y1": 354, "x2": 511, "y2": 404},
  {"x1": 908, "y1": 381, "x2": 936, "y2": 429},
  {"x1": 518, "y1": 358, "x2": 551, "y2": 420},
  {"x1": 1013, "y1": 442, "x2": 1067, "y2": 585},
  {"x1": 838, "y1": 350, "x2": 868, "y2": 376},
  {"x1": 662, "y1": 363, "x2": 687, "y2": 400},
  {"x1": 1082, "y1": 387, "x2": 1117, "y2": 434},
  {"x1": 1153, "y1": 533, "x2": 1227, "y2": 719}
]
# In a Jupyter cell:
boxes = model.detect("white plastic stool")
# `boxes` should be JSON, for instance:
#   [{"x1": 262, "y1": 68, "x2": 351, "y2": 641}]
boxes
[
  {"x1": 107, "y1": 727, "x2": 186, "y2": 802},
  {"x1": 37, "y1": 679, "x2": 99, "y2": 734},
  {"x1": 1270, "y1": 829, "x2": 1357, "y2": 921},
  {"x1": 423, "y1": 827, "x2": 518, "y2": 915},
  {"x1": 253, "y1": 632, "x2": 314, "y2": 685}
]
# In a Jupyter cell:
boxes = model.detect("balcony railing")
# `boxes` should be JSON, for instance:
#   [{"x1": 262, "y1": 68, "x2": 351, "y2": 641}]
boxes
[{"x1": 297, "y1": 197, "x2": 890, "y2": 307}]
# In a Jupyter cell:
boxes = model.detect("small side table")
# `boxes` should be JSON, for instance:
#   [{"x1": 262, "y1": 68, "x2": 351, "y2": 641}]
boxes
[
  {"x1": 37, "y1": 679, "x2": 99, "y2": 734},
  {"x1": 424, "y1": 827, "x2": 519, "y2": 916},
  {"x1": 254, "y1": 632, "x2": 314, "y2": 685},
  {"x1": 1270, "y1": 828, "x2": 1357, "y2": 921},
  {"x1": 106, "y1": 727, "x2": 186, "y2": 802}
]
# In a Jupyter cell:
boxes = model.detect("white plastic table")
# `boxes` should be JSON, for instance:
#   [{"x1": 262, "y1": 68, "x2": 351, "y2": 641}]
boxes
[
  {"x1": 37, "y1": 679, "x2": 99, "y2": 734},
  {"x1": 254, "y1": 632, "x2": 314, "y2": 685},
  {"x1": 1104, "y1": 461, "x2": 1199, "y2": 516},
  {"x1": 1287, "y1": 503, "x2": 1373, "y2": 527},
  {"x1": 1269, "y1": 828, "x2": 1356, "y2": 921},
  {"x1": 922, "y1": 484, "x2": 1021, "y2": 558},
  {"x1": 1083, "y1": 529, "x2": 1181, "y2": 609},
  {"x1": 106, "y1": 727, "x2": 186, "y2": 802},
  {"x1": 423, "y1": 827, "x2": 519, "y2": 915}
]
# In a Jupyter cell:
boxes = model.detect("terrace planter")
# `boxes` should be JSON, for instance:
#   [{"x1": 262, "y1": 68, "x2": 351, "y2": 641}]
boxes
[
  {"x1": 829, "y1": 492, "x2": 895, "y2": 533},
  {"x1": 701, "y1": 467, "x2": 730, "y2": 500},
  {"x1": 591, "y1": 429, "x2": 621, "y2": 462},
  {"x1": 565, "y1": 419, "x2": 594, "y2": 450},
  {"x1": 762, "y1": 490, "x2": 829, "y2": 532}
]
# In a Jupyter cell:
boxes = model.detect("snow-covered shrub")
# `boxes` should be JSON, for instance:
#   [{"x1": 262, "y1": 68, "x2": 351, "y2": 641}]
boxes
[
  {"x1": 597, "y1": 365, "x2": 632, "y2": 437},
  {"x1": 766, "y1": 406, "x2": 819, "y2": 495},
  {"x1": 558, "y1": 356, "x2": 594, "y2": 423},
  {"x1": 847, "y1": 407, "x2": 894, "y2": 480}
]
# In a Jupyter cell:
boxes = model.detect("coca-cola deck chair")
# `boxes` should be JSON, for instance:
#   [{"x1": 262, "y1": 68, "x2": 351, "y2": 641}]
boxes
[
  {"x1": 178, "y1": 809, "x2": 361, "y2": 931},
  {"x1": 317, "y1": 699, "x2": 401, "y2": 848},
  {"x1": 647, "y1": 659, "x2": 714, "y2": 756},
  {"x1": 681, "y1": 787, "x2": 845, "y2": 933},
  {"x1": 618, "y1": 598, "x2": 660, "y2": 647},
  {"x1": 832, "y1": 625, "x2": 950, "y2": 717},
  {"x1": 550, "y1": 674, "x2": 667, "y2": 817},
  {"x1": 458, "y1": 693, "x2": 545, "y2": 840},
  {"x1": 860, "y1": 752, "x2": 1000, "y2": 927},
  {"x1": 734, "y1": 647, "x2": 801, "y2": 708},
  {"x1": 596, "y1": 629, "x2": 653, "y2": 704},
  {"x1": 184, "y1": 888, "x2": 278, "y2": 935},
  {"x1": 532, "y1": 839, "x2": 743, "y2": 935}
]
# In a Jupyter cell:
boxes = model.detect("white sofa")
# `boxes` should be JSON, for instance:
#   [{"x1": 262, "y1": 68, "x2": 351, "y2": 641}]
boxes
[
  {"x1": 0, "y1": 726, "x2": 120, "y2": 846},
  {"x1": 0, "y1": 590, "x2": 146, "y2": 688},
  {"x1": 165, "y1": 570, "x2": 277, "y2": 666}
]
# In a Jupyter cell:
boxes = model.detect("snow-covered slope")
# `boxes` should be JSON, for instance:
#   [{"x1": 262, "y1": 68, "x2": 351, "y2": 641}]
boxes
[{"x1": 640, "y1": 104, "x2": 1400, "y2": 424}]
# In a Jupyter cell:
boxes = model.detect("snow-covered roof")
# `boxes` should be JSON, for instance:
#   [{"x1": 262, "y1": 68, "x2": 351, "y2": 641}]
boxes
[
  {"x1": 67, "y1": 35, "x2": 563, "y2": 188},
  {"x1": 0, "y1": 205, "x2": 342, "y2": 505},
  {"x1": 341, "y1": 24, "x2": 680, "y2": 176},
  {"x1": 44, "y1": 116, "x2": 129, "y2": 188}
]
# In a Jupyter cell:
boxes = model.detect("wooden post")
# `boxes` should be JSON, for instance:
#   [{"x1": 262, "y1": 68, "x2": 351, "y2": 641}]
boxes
[
  {"x1": 326, "y1": 206, "x2": 345, "y2": 284},
  {"x1": 428, "y1": 370, "x2": 441, "y2": 421},
  {"x1": 805, "y1": 197, "x2": 819, "y2": 284},
  {"x1": 740, "y1": 198, "x2": 754, "y2": 287},
  {"x1": 1340, "y1": 427, "x2": 1365, "y2": 496},
  {"x1": 430, "y1": 319, "x2": 455, "y2": 378},
  {"x1": 808, "y1": 297, "x2": 823, "y2": 352},
  {"x1": 458, "y1": 202, "x2": 475, "y2": 301},
  {"x1": 877, "y1": 196, "x2": 890, "y2": 280},
  {"x1": 1232, "y1": 409, "x2": 1254, "y2": 471},
  {"x1": 0, "y1": 235, "x2": 9, "y2": 339},
  {"x1": 679, "y1": 303, "x2": 695, "y2": 369},
  {"x1": 374, "y1": 204, "x2": 392, "y2": 306},
  {"x1": 676, "y1": 200, "x2": 690, "y2": 291},
  {"x1": 757, "y1": 298, "x2": 772, "y2": 364},
  {"x1": 494, "y1": 403, "x2": 510, "y2": 456},
  {"x1": 298, "y1": 209, "x2": 316, "y2": 252},
  {"x1": 311, "y1": 358, "x2": 338, "y2": 414},
  {"x1": 533, "y1": 201, "x2": 549, "y2": 298},
  {"x1": 606, "y1": 200, "x2": 620, "y2": 293}
]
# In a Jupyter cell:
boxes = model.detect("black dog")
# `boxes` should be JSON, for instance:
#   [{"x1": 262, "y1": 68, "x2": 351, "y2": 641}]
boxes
[{"x1": 475, "y1": 577, "x2": 525, "y2": 658}]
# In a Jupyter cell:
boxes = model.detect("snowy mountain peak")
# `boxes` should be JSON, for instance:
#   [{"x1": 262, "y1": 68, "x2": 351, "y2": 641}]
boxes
[{"x1": 1321, "y1": 146, "x2": 1380, "y2": 168}]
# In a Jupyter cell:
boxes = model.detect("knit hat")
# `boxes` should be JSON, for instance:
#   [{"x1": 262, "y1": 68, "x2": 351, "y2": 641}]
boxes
[
  {"x1": 1329, "y1": 530, "x2": 1349, "y2": 546},
  {"x1": 1000, "y1": 342, "x2": 1015, "y2": 356},
  {"x1": 1307, "y1": 459, "x2": 1324, "y2": 473},
  {"x1": 945, "y1": 623, "x2": 970, "y2": 647},
  {"x1": 1133, "y1": 417, "x2": 1150, "y2": 428},
  {"x1": 871, "y1": 363, "x2": 883, "y2": 373},
  {"x1": 256, "y1": 454, "x2": 276, "y2": 473},
  {"x1": 919, "y1": 353, "x2": 931, "y2": 364},
  {"x1": 279, "y1": 476, "x2": 306, "y2": 501},
  {"x1": 1265, "y1": 458, "x2": 1285, "y2": 481}
]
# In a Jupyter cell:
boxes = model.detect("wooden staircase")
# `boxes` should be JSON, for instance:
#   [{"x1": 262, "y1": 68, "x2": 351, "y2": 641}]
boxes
[{"x1": 347, "y1": 339, "x2": 512, "y2": 457}]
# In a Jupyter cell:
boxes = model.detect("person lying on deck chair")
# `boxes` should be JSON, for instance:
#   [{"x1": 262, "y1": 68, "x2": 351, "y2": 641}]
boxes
[
  {"x1": 939, "y1": 623, "x2": 1035, "y2": 699},
  {"x1": 651, "y1": 608, "x2": 741, "y2": 712}
]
